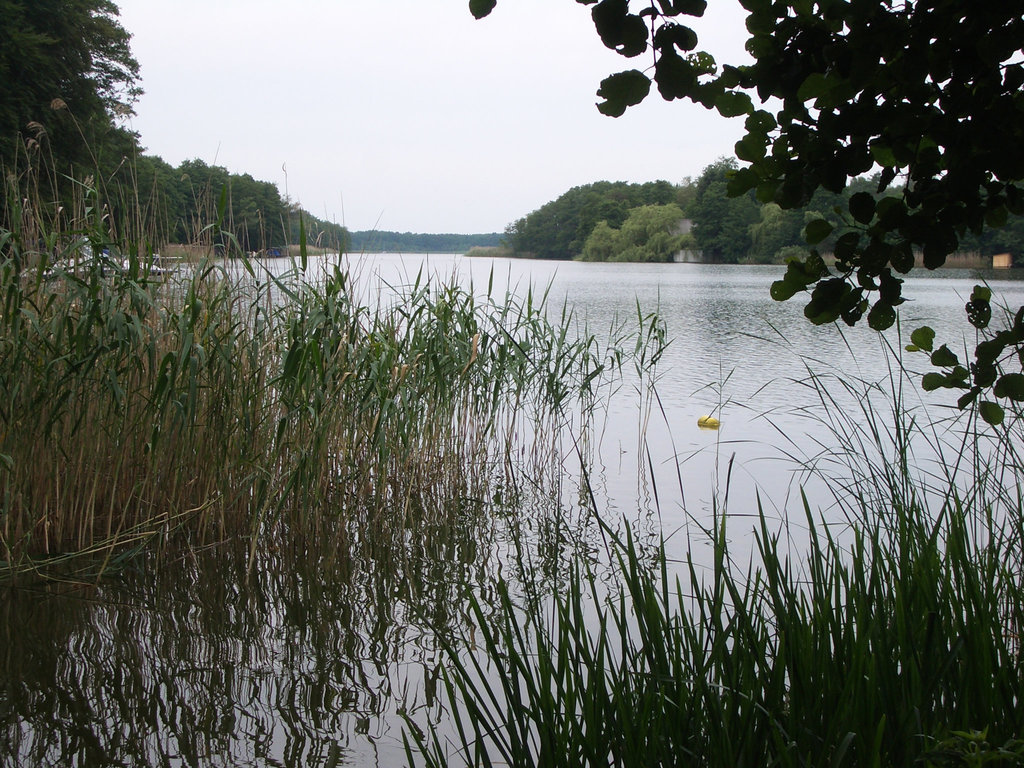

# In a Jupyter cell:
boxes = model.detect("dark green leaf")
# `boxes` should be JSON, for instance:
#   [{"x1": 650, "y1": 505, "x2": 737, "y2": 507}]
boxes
[
  {"x1": 591, "y1": 0, "x2": 648, "y2": 57},
  {"x1": 994, "y1": 373, "x2": 1024, "y2": 401},
  {"x1": 673, "y1": 0, "x2": 707, "y2": 14},
  {"x1": 867, "y1": 300, "x2": 896, "y2": 330},
  {"x1": 719, "y1": 64, "x2": 744, "y2": 88},
  {"x1": 877, "y1": 270, "x2": 903, "y2": 305},
  {"x1": 592, "y1": 0, "x2": 628, "y2": 42},
  {"x1": 922, "y1": 226, "x2": 958, "y2": 269},
  {"x1": 770, "y1": 278, "x2": 799, "y2": 301},
  {"x1": 979, "y1": 400, "x2": 1004, "y2": 425},
  {"x1": 848, "y1": 192, "x2": 875, "y2": 224},
  {"x1": 930, "y1": 345, "x2": 959, "y2": 367},
  {"x1": 841, "y1": 299, "x2": 868, "y2": 327},
  {"x1": 875, "y1": 196, "x2": 907, "y2": 227},
  {"x1": 469, "y1": 0, "x2": 497, "y2": 18},
  {"x1": 966, "y1": 295, "x2": 992, "y2": 329},
  {"x1": 804, "y1": 219, "x2": 834, "y2": 245},
  {"x1": 910, "y1": 326, "x2": 935, "y2": 352},
  {"x1": 596, "y1": 70, "x2": 651, "y2": 117},
  {"x1": 655, "y1": 49, "x2": 695, "y2": 100},
  {"x1": 833, "y1": 232, "x2": 861, "y2": 260},
  {"x1": 925, "y1": 374, "x2": 954, "y2": 393},
  {"x1": 803, "y1": 278, "x2": 850, "y2": 325},
  {"x1": 975, "y1": 337, "x2": 1004, "y2": 367},
  {"x1": 618, "y1": 15, "x2": 649, "y2": 56},
  {"x1": 755, "y1": 179, "x2": 779, "y2": 202},
  {"x1": 891, "y1": 243, "x2": 915, "y2": 274},
  {"x1": 958, "y1": 388, "x2": 980, "y2": 409},
  {"x1": 974, "y1": 359, "x2": 999, "y2": 388},
  {"x1": 796, "y1": 72, "x2": 832, "y2": 101},
  {"x1": 735, "y1": 133, "x2": 767, "y2": 162},
  {"x1": 726, "y1": 166, "x2": 759, "y2": 196},
  {"x1": 714, "y1": 90, "x2": 753, "y2": 118},
  {"x1": 869, "y1": 143, "x2": 897, "y2": 167},
  {"x1": 950, "y1": 365, "x2": 971, "y2": 385},
  {"x1": 654, "y1": 23, "x2": 698, "y2": 52},
  {"x1": 745, "y1": 109, "x2": 777, "y2": 134}
]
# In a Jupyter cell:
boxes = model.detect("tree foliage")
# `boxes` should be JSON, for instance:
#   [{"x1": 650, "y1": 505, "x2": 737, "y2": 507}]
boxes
[
  {"x1": 473, "y1": 0, "x2": 1024, "y2": 420},
  {"x1": 347, "y1": 230, "x2": 502, "y2": 254},
  {"x1": 514, "y1": 167, "x2": 1024, "y2": 266},
  {"x1": 103, "y1": 155, "x2": 343, "y2": 251},
  {"x1": 160, "y1": 158, "x2": 348, "y2": 252},
  {"x1": 581, "y1": 203, "x2": 688, "y2": 261},
  {"x1": 689, "y1": 158, "x2": 759, "y2": 263},
  {"x1": 0, "y1": 0, "x2": 140, "y2": 175},
  {"x1": 1, "y1": 2, "x2": 350, "y2": 255},
  {"x1": 505, "y1": 180, "x2": 678, "y2": 259}
]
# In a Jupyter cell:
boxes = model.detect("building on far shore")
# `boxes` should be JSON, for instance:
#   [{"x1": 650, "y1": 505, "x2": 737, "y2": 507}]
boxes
[
  {"x1": 673, "y1": 249, "x2": 705, "y2": 263},
  {"x1": 993, "y1": 253, "x2": 1013, "y2": 269},
  {"x1": 671, "y1": 219, "x2": 705, "y2": 263}
]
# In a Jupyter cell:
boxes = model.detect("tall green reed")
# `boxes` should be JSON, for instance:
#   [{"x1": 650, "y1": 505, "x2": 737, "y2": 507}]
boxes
[
  {"x1": 405, "y1": 363, "x2": 1024, "y2": 768},
  {"x1": 0, "y1": 163, "x2": 665, "y2": 579}
]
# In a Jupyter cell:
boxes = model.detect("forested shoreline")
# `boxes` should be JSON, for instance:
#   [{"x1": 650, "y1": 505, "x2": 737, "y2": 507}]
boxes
[
  {"x1": 347, "y1": 230, "x2": 502, "y2": 254},
  {"x1": 505, "y1": 161, "x2": 1024, "y2": 266}
]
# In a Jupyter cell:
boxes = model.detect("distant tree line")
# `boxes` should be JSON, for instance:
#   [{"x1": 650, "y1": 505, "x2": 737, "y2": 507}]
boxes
[
  {"x1": 505, "y1": 163, "x2": 1024, "y2": 265},
  {"x1": 348, "y1": 230, "x2": 503, "y2": 254},
  {"x1": 123, "y1": 156, "x2": 349, "y2": 252},
  {"x1": 9, "y1": 140, "x2": 350, "y2": 254},
  {"x1": 504, "y1": 180, "x2": 679, "y2": 260},
  {"x1": 1, "y1": 0, "x2": 352, "y2": 255}
]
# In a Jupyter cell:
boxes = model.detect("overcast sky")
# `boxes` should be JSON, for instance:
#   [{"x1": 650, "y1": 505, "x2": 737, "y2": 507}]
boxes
[{"x1": 114, "y1": 1, "x2": 749, "y2": 234}]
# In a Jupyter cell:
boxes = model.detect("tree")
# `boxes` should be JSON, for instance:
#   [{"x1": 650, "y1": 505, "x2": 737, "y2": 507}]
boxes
[
  {"x1": 506, "y1": 180, "x2": 678, "y2": 259},
  {"x1": 580, "y1": 220, "x2": 620, "y2": 261},
  {"x1": 749, "y1": 203, "x2": 796, "y2": 263},
  {"x1": 471, "y1": 0, "x2": 1024, "y2": 421},
  {"x1": 689, "y1": 158, "x2": 760, "y2": 262},
  {"x1": 617, "y1": 203, "x2": 686, "y2": 261},
  {"x1": 0, "y1": 0, "x2": 141, "y2": 175},
  {"x1": 582, "y1": 203, "x2": 687, "y2": 261}
]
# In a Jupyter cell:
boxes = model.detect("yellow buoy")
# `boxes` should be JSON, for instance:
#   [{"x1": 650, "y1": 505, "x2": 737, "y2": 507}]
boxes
[{"x1": 697, "y1": 415, "x2": 720, "y2": 430}]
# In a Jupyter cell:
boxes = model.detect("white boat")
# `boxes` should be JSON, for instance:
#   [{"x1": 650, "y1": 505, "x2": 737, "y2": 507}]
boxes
[{"x1": 41, "y1": 249, "x2": 180, "y2": 281}]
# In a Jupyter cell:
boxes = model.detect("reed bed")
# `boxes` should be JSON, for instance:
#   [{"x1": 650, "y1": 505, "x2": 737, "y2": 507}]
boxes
[
  {"x1": 0, "y1": 170, "x2": 665, "y2": 579},
  {"x1": 405, "y1": 369, "x2": 1024, "y2": 767}
]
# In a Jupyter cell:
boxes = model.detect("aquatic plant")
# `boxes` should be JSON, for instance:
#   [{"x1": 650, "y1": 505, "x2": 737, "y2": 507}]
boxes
[
  {"x1": 0, "y1": 165, "x2": 666, "y2": 579},
  {"x1": 404, "y1": 369, "x2": 1024, "y2": 767}
]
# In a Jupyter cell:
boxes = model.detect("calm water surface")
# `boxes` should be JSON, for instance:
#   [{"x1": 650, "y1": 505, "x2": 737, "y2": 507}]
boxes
[
  {"x1": 4, "y1": 256, "x2": 1023, "y2": 767},
  {"x1": 343, "y1": 254, "x2": 1024, "y2": 545}
]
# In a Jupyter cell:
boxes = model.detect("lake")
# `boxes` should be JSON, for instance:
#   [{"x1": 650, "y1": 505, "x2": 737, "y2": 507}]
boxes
[{"x1": 3, "y1": 256, "x2": 1023, "y2": 767}]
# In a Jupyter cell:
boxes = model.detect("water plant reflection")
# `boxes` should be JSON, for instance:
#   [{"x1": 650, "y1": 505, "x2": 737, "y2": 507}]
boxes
[{"x1": 0, "y1": 473, "x2": 566, "y2": 767}]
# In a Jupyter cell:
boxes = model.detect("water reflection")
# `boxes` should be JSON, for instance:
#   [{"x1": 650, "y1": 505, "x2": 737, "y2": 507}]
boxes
[
  {"x1": 0, "y1": 493, "x2": 508, "y2": 766},
  {"x1": 3, "y1": 257, "x2": 1022, "y2": 767},
  {"x1": 0, "y1": 459, "x2": 626, "y2": 767}
]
